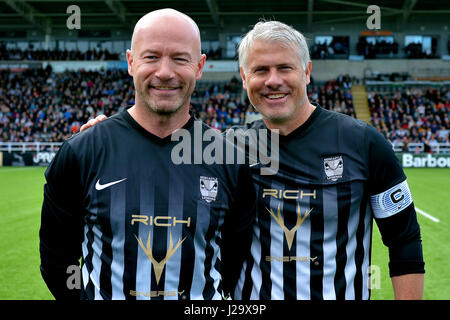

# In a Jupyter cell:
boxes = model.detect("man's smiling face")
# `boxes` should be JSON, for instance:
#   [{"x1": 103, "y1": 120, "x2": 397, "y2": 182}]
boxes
[
  {"x1": 128, "y1": 14, "x2": 205, "y2": 115},
  {"x1": 240, "y1": 40, "x2": 311, "y2": 124}
]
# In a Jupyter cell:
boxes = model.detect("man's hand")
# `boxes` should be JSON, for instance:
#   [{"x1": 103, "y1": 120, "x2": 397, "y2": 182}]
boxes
[{"x1": 79, "y1": 115, "x2": 107, "y2": 132}]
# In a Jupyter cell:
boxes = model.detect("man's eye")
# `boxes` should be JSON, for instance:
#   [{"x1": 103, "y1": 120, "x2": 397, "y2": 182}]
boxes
[{"x1": 254, "y1": 68, "x2": 266, "y2": 73}]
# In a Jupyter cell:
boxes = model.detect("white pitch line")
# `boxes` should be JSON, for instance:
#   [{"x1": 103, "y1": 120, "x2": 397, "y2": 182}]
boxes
[{"x1": 415, "y1": 207, "x2": 440, "y2": 223}]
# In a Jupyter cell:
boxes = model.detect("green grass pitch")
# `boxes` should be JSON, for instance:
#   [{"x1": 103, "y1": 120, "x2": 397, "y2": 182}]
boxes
[{"x1": 0, "y1": 166, "x2": 448, "y2": 300}]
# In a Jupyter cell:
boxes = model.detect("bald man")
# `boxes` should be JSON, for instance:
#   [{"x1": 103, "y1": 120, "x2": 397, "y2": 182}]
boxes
[
  {"x1": 127, "y1": 9, "x2": 205, "y2": 137},
  {"x1": 39, "y1": 9, "x2": 255, "y2": 300}
]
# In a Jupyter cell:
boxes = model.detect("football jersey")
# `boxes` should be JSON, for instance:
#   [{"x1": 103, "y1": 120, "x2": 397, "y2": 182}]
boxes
[
  {"x1": 40, "y1": 109, "x2": 254, "y2": 300},
  {"x1": 233, "y1": 105, "x2": 424, "y2": 300}
]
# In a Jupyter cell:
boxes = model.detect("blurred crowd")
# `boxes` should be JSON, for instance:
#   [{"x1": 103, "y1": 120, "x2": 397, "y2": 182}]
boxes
[
  {"x1": 308, "y1": 75, "x2": 356, "y2": 118},
  {"x1": 356, "y1": 37, "x2": 399, "y2": 59},
  {"x1": 0, "y1": 67, "x2": 358, "y2": 143},
  {"x1": 1, "y1": 40, "x2": 445, "y2": 62},
  {"x1": 202, "y1": 47, "x2": 223, "y2": 60},
  {"x1": 356, "y1": 37, "x2": 440, "y2": 59},
  {"x1": 0, "y1": 66, "x2": 133, "y2": 142},
  {"x1": 0, "y1": 43, "x2": 226, "y2": 61},
  {"x1": 368, "y1": 86, "x2": 450, "y2": 152},
  {"x1": 311, "y1": 37, "x2": 349, "y2": 59},
  {"x1": 2, "y1": 65, "x2": 447, "y2": 152},
  {"x1": 0, "y1": 68, "x2": 250, "y2": 142},
  {"x1": 190, "y1": 76, "x2": 247, "y2": 130},
  {"x1": 0, "y1": 43, "x2": 120, "y2": 61},
  {"x1": 404, "y1": 42, "x2": 437, "y2": 59}
]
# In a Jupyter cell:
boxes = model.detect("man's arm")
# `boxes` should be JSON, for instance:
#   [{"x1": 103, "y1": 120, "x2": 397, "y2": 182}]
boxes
[
  {"x1": 40, "y1": 142, "x2": 84, "y2": 299},
  {"x1": 392, "y1": 273, "x2": 424, "y2": 300},
  {"x1": 366, "y1": 125, "x2": 425, "y2": 300},
  {"x1": 374, "y1": 203, "x2": 425, "y2": 300}
]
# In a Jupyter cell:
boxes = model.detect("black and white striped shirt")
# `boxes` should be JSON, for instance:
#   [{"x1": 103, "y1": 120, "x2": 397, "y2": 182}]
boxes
[
  {"x1": 233, "y1": 106, "x2": 424, "y2": 300},
  {"x1": 40, "y1": 110, "x2": 254, "y2": 300}
]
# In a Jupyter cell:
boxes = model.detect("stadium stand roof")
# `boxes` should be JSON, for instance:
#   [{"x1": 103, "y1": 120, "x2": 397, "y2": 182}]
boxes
[{"x1": 0, "y1": 0, "x2": 449, "y2": 38}]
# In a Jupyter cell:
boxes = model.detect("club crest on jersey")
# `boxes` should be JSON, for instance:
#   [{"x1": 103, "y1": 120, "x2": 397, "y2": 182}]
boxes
[
  {"x1": 324, "y1": 155, "x2": 343, "y2": 181},
  {"x1": 200, "y1": 176, "x2": 218, "y2": 203}
]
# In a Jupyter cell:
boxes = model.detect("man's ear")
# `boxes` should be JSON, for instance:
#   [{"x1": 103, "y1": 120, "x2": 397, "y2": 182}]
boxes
[
  {"x1": 196, "y1": 53, "x2": 207, "y2": 80},
  {"x1": 305, "y1": 61, "x2": 312, "y2": 85},
  {"x1": 126, "y1": 49, "x2": 134, "y2": 77},
  {"x1": 239, "y1": 67, "x2": 247, "y2": 90}
]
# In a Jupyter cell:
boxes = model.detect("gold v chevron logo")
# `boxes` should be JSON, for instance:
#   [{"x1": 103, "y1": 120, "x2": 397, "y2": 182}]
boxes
[
  {"x1": 135, "y1": 231, "x2": 186, "y2": 285},
  {"x1": 266, "y1": 203, "x2": 313, "y2": 251}
]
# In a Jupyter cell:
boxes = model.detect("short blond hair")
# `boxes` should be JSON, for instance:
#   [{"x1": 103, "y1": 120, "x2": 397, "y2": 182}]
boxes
[{"x1": 238, "y1": 20, "x2": 310, "y2": 74}]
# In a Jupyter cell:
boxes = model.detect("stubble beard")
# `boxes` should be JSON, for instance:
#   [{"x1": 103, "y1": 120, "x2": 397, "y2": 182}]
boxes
[
  {"x1": 254, "y1": 92, "x2": 309, "y2": 125},
  {"x1": 136, "y1": 85, "x2": 187, "y2": 117}
]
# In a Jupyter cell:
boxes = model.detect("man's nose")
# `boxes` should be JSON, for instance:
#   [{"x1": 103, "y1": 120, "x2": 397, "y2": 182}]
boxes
[
  {"x1": 155, "y1": 57, "x2": 174, "y2": 80},
  {"x1": 264, "y1": 69, "x2": 283, "y2": 89}
]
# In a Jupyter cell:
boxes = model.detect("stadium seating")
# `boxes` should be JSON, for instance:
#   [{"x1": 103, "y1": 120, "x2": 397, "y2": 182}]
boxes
[
  {"x1": 308, "y1": 75, "x2": 356, "y2": 118},
  {"x1": 0, "y1": 43, "x2": 225, "y2": 61},
  {"x1": 0, "y1": 64, "x2": 359, "y2": 143},
  {"x1": 1, "y1": 60, "x2": 447, "y2": 156},
  {"x1": 367, "y1": 85, "x2": 449, "y2": 153},
  {"x1": 0, "y1": 43, "x2": 120, "y2": 61}
]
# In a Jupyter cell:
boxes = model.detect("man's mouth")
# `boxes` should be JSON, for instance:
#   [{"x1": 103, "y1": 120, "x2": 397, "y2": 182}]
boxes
[
  {"x1": 266, "y1": 93, "x2": 287, "y2": 99},
  {"x1": 263, "y1": 93, "x2": 288, "y2": 100},
  {"x1": 151, "y1": 86, "x2": 180, "y2": 90}
]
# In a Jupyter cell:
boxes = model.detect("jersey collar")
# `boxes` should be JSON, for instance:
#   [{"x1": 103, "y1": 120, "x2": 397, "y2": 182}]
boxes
[{"x1": 121, "y1": 107, "x2": 195, "y2": 145}]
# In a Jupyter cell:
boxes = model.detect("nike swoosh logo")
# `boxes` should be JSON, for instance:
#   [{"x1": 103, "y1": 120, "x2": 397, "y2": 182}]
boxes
[
  {"x1": 249, "y1": 163, "x2": 260, "y2": 167},
  {"x1": 95, "y1": 178, "x2": 127, "y2": 191}
]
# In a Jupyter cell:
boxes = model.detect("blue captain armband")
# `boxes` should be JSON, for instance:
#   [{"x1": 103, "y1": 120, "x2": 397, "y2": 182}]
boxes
[{"x1": 370, "y1": 180, "x2": 413, "y2": 219}]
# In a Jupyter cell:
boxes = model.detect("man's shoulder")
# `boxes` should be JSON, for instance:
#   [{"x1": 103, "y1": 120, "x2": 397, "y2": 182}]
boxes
[
  {"x1": 314, "y1": 107, "x2": 379, "y2": 149},
  {"x1": 319, "y1": 107, "x2": 368, "y2": 132}
]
